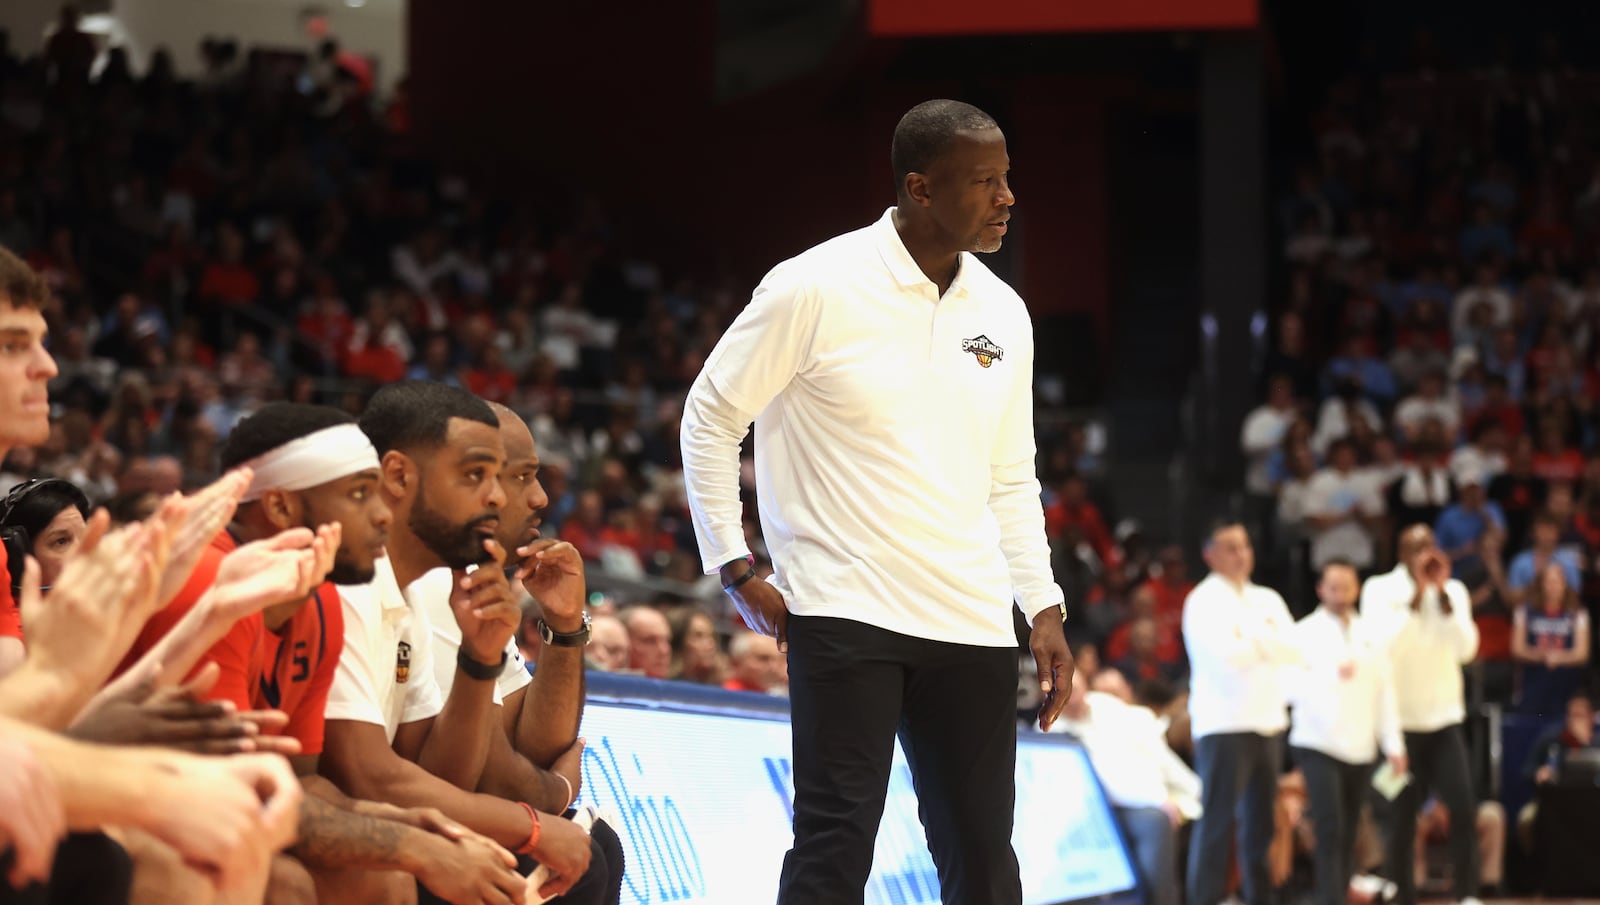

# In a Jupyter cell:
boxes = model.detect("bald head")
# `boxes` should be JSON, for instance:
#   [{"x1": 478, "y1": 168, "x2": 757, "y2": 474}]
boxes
[
  {"x1": 1398, "y1": 524, "x2": 1436, "y2": 563},
  {"x1": 588, "y1": 614, "x2": 629, "y2": 671},
  {"x1": 622, "y1": 606, "x2": 672, "y2": 679},
  {"x1": 486, "y1": 401, "x2": 546, "y2": 562}
]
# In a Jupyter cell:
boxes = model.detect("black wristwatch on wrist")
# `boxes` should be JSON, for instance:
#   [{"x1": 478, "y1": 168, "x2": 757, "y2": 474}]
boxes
[
  {"x1": 456, "y1": 647, "x2": 507, "y2": 681},
  {"x1": 539, "y1": 612, "x2": 592, "y2": 647}
]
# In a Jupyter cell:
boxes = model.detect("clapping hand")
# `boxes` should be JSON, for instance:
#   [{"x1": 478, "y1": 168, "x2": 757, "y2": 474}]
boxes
[
  {"x1": 208, "y1": 523, "x2": 341, "y2": 626},
  {"x1": 154, "y1": 470, "x2": 252, "y2": 608},
  {"x1": 22, "y1": 512, "x2": 174, "y2": 702}
]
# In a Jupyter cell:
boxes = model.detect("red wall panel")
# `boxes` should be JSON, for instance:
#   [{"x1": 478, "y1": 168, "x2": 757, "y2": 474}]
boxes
[{"x1": 868, "y1": 0, "x2": 1257, "y2": 36}]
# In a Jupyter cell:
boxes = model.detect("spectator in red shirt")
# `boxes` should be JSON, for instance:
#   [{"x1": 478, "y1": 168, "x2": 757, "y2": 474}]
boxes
[
  {"x1": 1105, "y1": 584, "x2": 1184, "y2": 667},
  {"x1": 296, "y1": 277, "x2": 353, "y2": 369},
  {"x1": 1532, "y1": 420, "x2": 1584, "y2": 484},
  {"x1": 558, "y1": 490, "x2": 608, "y2": 561},
  {"x1": 723, "y1": 630, "x2": 787, "y2": 695},
  {"x1": 1469, "y1": 373, "x2": 1525, "y2": 441},
  {"x1": 464, "y1": 344, "x2": 517, "y2": 405},
  {"x1": 1143, "y1": 544, "x2": 1196, "y2": 620},
  {"x1": 1110, "y1": 617, "x2": 1185, "y2": 687},
  {"x1": 1045, "y1": 472, "x2": 1118, "y2": 570},
  {"x1": 197, "y1": 223, "x2": 261, "y2": 306}
]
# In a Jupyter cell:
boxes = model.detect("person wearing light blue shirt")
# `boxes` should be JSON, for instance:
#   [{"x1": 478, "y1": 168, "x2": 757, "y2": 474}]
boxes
[
  {"x1": 1507, "y1": 513, "x2": 1582, "y2": 601},
  {"x1": 1433, "y1": 476, "x2": 1506, "y2": 563}
]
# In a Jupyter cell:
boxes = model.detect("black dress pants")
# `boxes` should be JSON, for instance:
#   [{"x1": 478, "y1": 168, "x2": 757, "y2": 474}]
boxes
[
  {"x1": 1186, "y1": 731, "x2": 1281, "y2": 905},
  {"x1": 776, "y1": 615, "x2": 1022, "y2": 905},
  {"x1": 1383, "y1": 724, "x2": 1476, "y2": 905},
  {"x1": 1294, "y1": 746, "x2": 1372, "y2": 905}
]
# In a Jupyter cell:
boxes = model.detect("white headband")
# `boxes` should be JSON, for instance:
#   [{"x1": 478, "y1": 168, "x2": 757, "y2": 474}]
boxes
[{"x1": 240, "y1": 424, "x2": 381, "y2": 502}]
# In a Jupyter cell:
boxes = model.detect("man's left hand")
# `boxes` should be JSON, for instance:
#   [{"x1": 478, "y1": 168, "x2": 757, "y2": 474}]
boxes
[
  {"x1": 514, "y1": 540, "x2": 587, "y2": 632},
  {"x1": 1029, "y1": 609, "x2": 1075, "y2": 732}
]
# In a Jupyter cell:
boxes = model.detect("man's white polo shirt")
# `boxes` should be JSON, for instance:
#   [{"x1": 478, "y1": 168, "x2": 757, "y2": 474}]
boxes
[
  {"x1": 1181, "y1": 572, "x2": 1297, "y2": 739},
  {"x1": 409, "y1": 567, "x2": 532, "y2": 701},
  {"x1": 1285, "y1": 606, "x2": 1405, "y2": 765},
  {"x1": 681, "y1": 207, "x2": 1063, "y2": 647},
  {"x1": 328, "y1": 554, "x2": 443, "y2": 743}
]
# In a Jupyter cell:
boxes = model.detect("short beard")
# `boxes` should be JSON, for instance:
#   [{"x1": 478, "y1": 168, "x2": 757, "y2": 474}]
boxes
[
  {"x1": 410, "y1": 481, "x2": 494, "y2": 570},
  {"x1": 971, "y1": 233, "x2": 1004, "y2": 254},
  {"x1": 326, "y1": 556, "x2": 376, "y2": 586}
]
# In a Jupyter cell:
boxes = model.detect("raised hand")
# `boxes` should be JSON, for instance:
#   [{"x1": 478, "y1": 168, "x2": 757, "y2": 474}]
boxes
[
  {"x1": 514, "y1": 540, "x2": 586, "y2": 632},
  {"x1": 23, "y1": 513, "x2": 175, "y2": 701},
  {"x1": 209, "y1": 523, "x2": 341, "y2": 625},
  {"x1": 155, "y1": 470, "x2": 252, "y2": 608},
  {"x1": 451, "y1": 540, "x2": 519, "y2": 665}
]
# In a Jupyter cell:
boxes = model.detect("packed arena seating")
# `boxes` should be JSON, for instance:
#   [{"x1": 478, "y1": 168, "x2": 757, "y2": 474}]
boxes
[
  {"x1": 1237, "y1": 33, "x2": 1600, "y2": 900},
  {"x1": 1244, "y1": 36, "x2": 1600, "y2": 716}
]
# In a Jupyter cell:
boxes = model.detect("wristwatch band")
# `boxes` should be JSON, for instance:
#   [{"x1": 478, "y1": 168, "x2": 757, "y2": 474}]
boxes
[
  {"x1": 456, "y1": 648, "x2": 507, "y2": 681},
  {"x1": 539, "y1": 614, "x2": 592, "y2": 647}
]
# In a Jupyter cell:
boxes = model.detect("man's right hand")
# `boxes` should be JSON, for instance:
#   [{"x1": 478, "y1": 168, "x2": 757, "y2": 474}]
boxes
[
  {"x1": 723, "y1": 567, "x2": 789, "y2": 651},
  {"x1": 529, "y1": 815, "x2": 592, "y2": 899},
  {"x1": 412, "y1": 829, "x2": 525, "y2": 905}
]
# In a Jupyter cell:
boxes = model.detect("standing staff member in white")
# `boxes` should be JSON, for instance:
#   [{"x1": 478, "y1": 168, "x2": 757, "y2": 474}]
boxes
[
  {"x1": 1286, "y1": 560, "x2": 1406, "y2": 905},
  {"x1": 1181, "y1": 521, "x2": 1297, "y2": 905},
  {"x1": 680, "y1": 98, "x2": 1073, "y2": 905},
  {"x1": 1360, "y1": 525, "x2": 1480, "y2": 905}
]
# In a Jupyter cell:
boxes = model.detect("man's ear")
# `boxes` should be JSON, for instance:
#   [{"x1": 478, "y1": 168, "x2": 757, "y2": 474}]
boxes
[
  {"x1": 380, "y1": 449, "x2": 412, "y2": 500},
  {"x1": 903, "y1": 172, "x2": 933, "y2": 207},
  {"x1": 258, "y1": 489, "x2": 302, "y2": 531}
]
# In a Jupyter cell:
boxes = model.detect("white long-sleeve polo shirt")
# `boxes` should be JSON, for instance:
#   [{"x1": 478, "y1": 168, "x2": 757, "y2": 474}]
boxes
[
  {"x1": 1182, "y1": 573, "x2": 1297, "y2": 739},
  {"x1": 679, "y1": 208, "x2": 1063, "y2": 646},
  {"x1": 1360, "y1": 565, "x2": 1479, "y2": 733},
  {"x1": 1285, "y1": 606, "x2": 1405, "y2": 765}
]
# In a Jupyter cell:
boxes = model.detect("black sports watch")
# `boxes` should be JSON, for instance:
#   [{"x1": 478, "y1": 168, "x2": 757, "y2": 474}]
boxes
[
  {"x1": 457, "y1": 648, "x2": 507, "y2": 681},
  {"x1": 539, "y1": 612, "x2": 592, "y2": 648}
]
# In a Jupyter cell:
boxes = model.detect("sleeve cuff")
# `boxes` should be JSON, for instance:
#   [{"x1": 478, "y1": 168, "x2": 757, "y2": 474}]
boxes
[
  {"x1": 700, "y1": 544, "x2": 753, "y2": 576},
  {"x1": 1023, "y1": 597, "x2": 1066, "y2": 628}
]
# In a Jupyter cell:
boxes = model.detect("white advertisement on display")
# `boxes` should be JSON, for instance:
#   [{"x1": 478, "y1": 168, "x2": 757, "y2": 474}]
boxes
[{"x1": 574, "y1": 693, "x2": 1138, "y2": 905}]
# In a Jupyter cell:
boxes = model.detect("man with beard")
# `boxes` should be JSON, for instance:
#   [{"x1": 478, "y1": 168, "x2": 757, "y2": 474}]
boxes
[
  {"x1": 214, "y1": 402, "x2": 528, "y2": 904},
  {"x1": 324, "y1": 382, "x2": 608, "y2": 903},
  {"x1": 407, "y1": 400, "x2": 621, "y2": 905}
]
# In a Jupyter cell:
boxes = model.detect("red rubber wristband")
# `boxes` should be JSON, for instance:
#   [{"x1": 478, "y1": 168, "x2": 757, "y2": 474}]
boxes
[{"x1": 516, "y1": 801, "x2": 542, "y2": 855}]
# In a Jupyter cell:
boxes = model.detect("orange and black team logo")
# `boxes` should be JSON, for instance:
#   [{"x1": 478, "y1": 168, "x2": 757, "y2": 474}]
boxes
[
  {"x1": 396, "y1": 640, "x2": 411, "y2": 684},
  {"x1": 961, "y1": 335, "x2": 1004, "y2": 368}
]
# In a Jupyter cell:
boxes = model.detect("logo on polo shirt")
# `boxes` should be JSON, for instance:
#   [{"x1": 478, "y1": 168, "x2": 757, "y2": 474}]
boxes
[
  {"x1": 396, "y1": 641, "x2": 411, "y2": 684},
  {"x1": 961, "y1": 335, "x2": 1003, "y2": 368}
]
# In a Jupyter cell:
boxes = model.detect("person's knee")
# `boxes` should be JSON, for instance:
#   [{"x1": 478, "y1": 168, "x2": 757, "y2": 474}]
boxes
[{"x1": 592, "y1": 819, "x2": 625, "y2": 880}]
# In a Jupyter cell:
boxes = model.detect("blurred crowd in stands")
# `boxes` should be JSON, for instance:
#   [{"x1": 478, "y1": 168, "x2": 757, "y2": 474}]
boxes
[{"x1": 1243, "y1": 34, "x2": 1600, "y2": 717}]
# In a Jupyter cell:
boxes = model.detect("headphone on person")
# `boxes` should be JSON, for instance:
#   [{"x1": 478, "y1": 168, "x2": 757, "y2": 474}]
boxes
[{"x1": 0, "y1": 478, "x2": 93, "y2": 596}]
